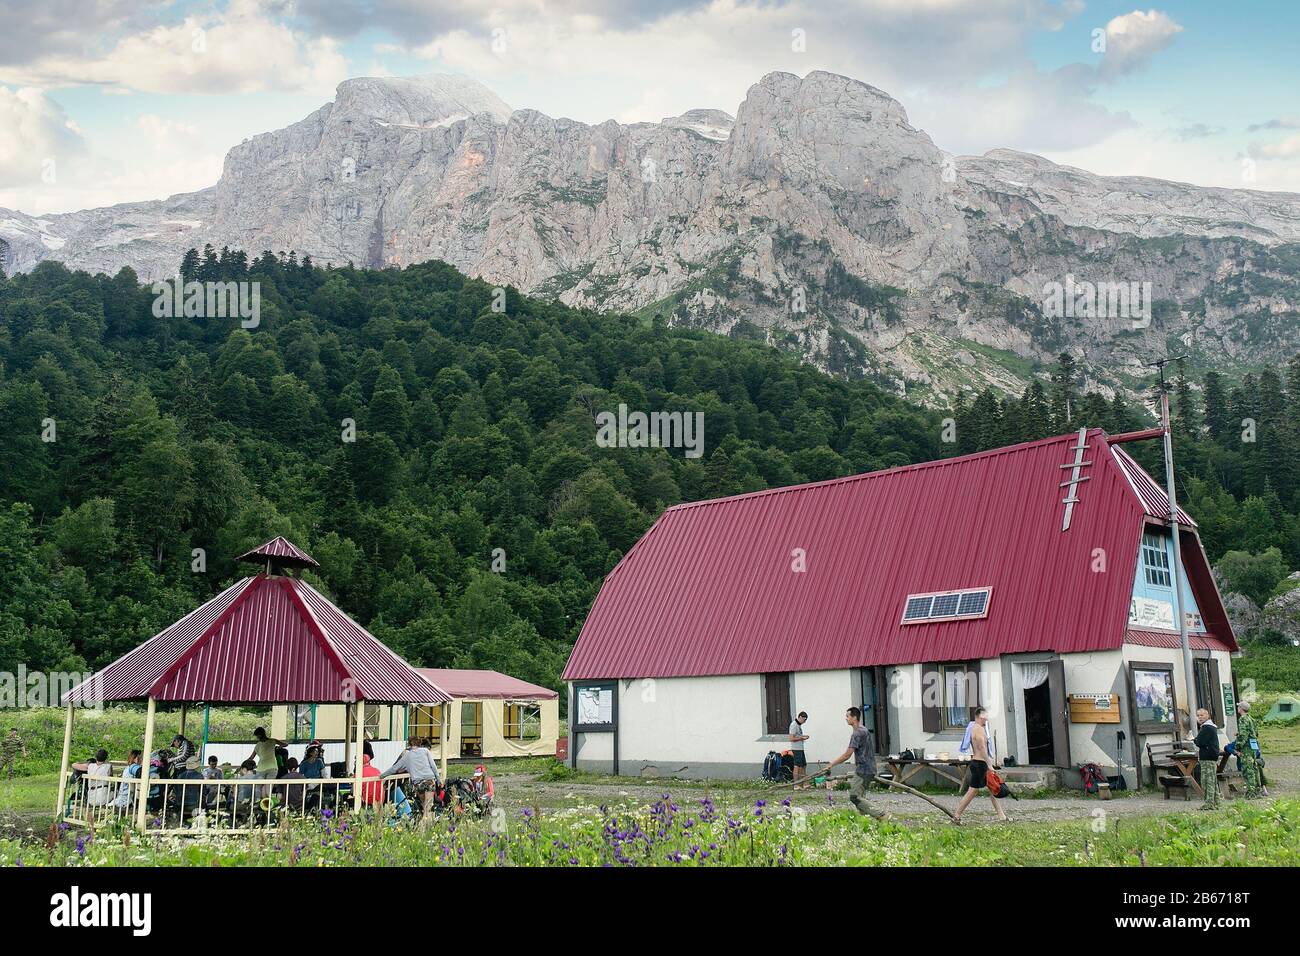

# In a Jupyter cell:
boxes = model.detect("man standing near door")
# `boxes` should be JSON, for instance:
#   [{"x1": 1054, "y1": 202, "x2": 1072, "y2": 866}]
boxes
[
  {"x1": 788, "y1": 711, "x2": 810, "y2": 788},
  {"x1": 953, "y1": 707, "x2": 1008, "y2": 825}
]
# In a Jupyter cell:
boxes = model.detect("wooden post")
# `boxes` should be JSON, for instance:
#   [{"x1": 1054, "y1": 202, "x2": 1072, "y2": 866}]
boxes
[
  {"x1": 439, "y1": 701, "x2": 448, "y2": 781},
  {"x1": 179, "y1": 703, "x2": 188, "y2": 738},
  {"x1": 136, "y1": 697, "x2": 157, "y2": 831},
  {"x1": 352, "y1": 700, "x2": 364, "y2": 815},
  {"x1": 54, "y1": 702, "x2": 75, "y2": 817},
  {"x1": 200, "y1": 704, "x2": 210, "y2": 762}
]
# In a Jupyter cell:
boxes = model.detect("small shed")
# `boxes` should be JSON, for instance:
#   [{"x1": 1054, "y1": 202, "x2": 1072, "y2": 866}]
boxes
[{"x1": 272, "y1": 668, "x2": 560, "y2": 762}]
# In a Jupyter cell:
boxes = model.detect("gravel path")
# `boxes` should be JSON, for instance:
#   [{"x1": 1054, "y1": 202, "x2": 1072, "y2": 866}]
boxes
[{"x1": 492, "y1": 755, "x2": 1298, "y2": 826}]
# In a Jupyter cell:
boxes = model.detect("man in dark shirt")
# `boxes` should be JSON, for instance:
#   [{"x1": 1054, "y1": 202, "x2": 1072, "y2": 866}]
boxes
[
  {"x1": 1194, "y1": 708, "x2": 1221, "y2": 810},
  {"x1": 820, "y1": 707, "x2": 886, "y2": 820}
]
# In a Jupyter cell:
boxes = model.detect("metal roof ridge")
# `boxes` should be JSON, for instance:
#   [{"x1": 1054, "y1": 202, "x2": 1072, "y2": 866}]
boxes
[
  {"x1": 60, "y1": 576, "x2": 257, "y2": 706},
  {"x1": 292, "y1": 578, "x2": 452, "y2": 702},
  {"x1": 663, "y1": 429, "x2": 1099, "y2": 514},
  {"x1": 146, "y1": 575, "x2": 269, "y2": 697},
  {"x1": 277, "y1": 576, "x2": 358, "y2": 691}
]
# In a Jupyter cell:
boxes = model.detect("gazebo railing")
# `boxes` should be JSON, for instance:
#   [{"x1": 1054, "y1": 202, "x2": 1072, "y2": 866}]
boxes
[
  {"x1": 61, "y1": 767, "x2": 141, "y2": 828},
  {"x1": 60, "y1": 771, "x2": 416, "y2": 834}
]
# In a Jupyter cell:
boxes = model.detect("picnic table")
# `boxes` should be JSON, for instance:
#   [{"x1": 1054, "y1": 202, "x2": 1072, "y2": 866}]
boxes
[
  {"x1": 1166, "y1": 750, "x2": 1241, "y2": 798},
  {"x1": 881, "y1": 755, "x2": 973, "y2": 792}
]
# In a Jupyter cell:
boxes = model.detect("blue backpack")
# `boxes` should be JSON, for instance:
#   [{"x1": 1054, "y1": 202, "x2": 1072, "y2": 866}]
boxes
[{"x1": 762, "y1": 751, "x2": 784, "y2": 781}]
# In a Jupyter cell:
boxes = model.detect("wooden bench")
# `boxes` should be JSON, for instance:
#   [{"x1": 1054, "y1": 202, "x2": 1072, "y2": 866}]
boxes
[{"x1": 1147, "y1": 739, "x2": 1196, "y2": 799}]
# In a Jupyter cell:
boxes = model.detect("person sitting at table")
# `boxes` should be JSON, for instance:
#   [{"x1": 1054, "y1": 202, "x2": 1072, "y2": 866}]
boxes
[{"x1": 72, "y1": 749, "x2": 115, "y2": 808}]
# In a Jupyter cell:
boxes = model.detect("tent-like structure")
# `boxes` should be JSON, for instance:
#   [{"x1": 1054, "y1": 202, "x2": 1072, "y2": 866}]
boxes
[{"x1": 58, "y1": 537, "x2": 450, "y2": 830}]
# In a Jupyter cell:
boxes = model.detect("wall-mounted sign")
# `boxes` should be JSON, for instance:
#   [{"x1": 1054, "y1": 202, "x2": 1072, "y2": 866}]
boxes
[
  {"x1": 1129, "y1": 596, "x2": 1174, "y2": 630},
  {"x1": 574, "y1": 682, "x2": 615, "y2": 732},
  {"x1": 1069, "y1": 693, "x2": 1121, "y2": 723},
  {"x1": 1221, "y1": 682, "x2": 1235, "y2": 717}
]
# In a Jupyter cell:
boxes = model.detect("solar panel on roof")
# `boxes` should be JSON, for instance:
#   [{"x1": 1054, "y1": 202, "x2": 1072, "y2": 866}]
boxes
[
  {"x1": 931, "y1": 593, "x2": 961, "y2": 617},
  {"x1": 958, "y1": 590, "x2": 988, "y2": 616},
  {"x1": 903, "y1": 595, "x2": 934, "y2": 620}
]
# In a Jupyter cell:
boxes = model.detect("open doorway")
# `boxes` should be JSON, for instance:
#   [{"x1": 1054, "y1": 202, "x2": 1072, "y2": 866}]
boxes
[
  {"x1": 1014, "y1": 659, "x2": 1070, "y2": 766},
  {"x1": 1023, "y1": 681, "x2": 1056, "y2": 765}
]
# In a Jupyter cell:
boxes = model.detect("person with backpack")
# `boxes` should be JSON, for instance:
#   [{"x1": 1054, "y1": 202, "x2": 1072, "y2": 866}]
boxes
[{"x1": 1193, "y1": 708, "x2": 1222, "y2": 810}]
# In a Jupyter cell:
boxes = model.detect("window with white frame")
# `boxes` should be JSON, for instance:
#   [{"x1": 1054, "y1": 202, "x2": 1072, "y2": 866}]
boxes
[{"x1": 1142, "y1": 532, "x2": 1172, "y2": 588}]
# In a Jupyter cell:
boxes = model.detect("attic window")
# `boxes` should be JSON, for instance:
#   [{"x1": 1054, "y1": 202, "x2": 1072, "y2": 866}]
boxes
[
  {"x1": 901, "y1": 587, "x2": 992, "y2": 624},
  {"x1": 1142, "y1": 532, "x2": 1172, "y2": 588}
]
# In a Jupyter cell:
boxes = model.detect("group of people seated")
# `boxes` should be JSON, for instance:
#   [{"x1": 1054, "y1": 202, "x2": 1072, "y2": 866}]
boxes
[{"x1": 69, "y1": 727, "x2": 495, "y2": 825}]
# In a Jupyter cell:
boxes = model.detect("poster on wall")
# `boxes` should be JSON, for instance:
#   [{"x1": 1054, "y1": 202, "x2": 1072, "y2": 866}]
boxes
[
  {"x1": 1129, "y1": 596, "x2": 1175, "y2": 630},
  {"x1": 1133, "y1": 667, "x2": 1176, "y2": 727},
  {"x1": 575, "y1": 683, "x2": 614, "y2": 730}
]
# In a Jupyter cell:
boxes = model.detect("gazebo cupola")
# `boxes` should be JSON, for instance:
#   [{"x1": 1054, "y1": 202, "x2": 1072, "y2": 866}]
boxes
[{"x1": 237, "y1": 535, "x2": 321, "y2": 576}]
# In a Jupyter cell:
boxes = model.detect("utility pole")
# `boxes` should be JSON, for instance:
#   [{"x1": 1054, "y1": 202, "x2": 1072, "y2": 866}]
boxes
[{"x1": 1149, "y1": 356, "x2": 1197, "y2": 737}]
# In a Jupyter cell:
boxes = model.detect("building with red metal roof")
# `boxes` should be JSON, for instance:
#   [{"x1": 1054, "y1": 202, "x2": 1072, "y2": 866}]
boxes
[
  {"x1": 562, "y1": 429, "x2": 1238, "y2": 788},
  {"x1": 271, "y1": 668, "x2": 561, "y2": 763}
]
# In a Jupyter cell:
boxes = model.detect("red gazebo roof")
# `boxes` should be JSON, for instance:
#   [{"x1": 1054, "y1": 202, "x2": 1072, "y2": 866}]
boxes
[
  {"x1": 64, "y1": 540, "x2": 449, "y2": 706},
  {"x1": 237, "y1": 535, "x2": 320, "y2": 569}
]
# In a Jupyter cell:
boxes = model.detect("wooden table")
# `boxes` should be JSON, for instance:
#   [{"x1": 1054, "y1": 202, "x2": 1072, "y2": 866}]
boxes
[
  {"x1": 1169, "y1": 751, "x2": 1204, "y2": 796},
  {"x1": 881, "y1": 757, "x2": 972, "y2": 792}
]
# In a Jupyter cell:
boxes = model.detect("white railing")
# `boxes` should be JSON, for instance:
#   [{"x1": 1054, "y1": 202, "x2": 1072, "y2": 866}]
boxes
[{"x1": 61, "y1": 769, "x2": 415, "y2": 833}]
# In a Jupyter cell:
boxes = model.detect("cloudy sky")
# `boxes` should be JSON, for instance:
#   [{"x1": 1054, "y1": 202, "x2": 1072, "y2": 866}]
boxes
[{"x1": 2, "y1": 0, "x2": 1298, "y2": 214}]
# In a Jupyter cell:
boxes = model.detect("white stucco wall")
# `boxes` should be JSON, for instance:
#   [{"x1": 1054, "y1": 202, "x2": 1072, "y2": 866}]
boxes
[
  {"x1": 571, "y1": 671, "x2": 860, "y2": 777},
  {"x1": 569, "y1": 647, "x2": 1235, "y2": 785}
]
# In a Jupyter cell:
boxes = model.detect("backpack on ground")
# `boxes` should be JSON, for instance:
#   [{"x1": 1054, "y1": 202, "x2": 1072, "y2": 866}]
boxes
[{"x1": 762, "y1": 751, "x2": 786, "y2": 782}]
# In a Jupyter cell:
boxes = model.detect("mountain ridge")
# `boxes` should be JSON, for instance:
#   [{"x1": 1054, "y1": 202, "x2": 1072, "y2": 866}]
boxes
[{"x1": 3, "y1": 68, "x2": 1299, "y2": 403}]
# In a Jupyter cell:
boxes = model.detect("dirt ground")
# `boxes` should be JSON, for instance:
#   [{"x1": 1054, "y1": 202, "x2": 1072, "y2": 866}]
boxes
[{"x1": 490, "y1": 754, "x2": 1299, "y2": 825}]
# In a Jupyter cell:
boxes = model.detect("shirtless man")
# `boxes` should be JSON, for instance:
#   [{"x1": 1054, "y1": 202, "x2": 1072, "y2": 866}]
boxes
[{"x1": 952, "y1": 707, "x2": 1007, "y2": 824}]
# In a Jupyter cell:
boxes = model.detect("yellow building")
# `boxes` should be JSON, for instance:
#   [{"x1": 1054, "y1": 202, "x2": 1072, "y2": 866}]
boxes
[{"x1": 272, "y1": 669, "x2": 560, "y2": 760}]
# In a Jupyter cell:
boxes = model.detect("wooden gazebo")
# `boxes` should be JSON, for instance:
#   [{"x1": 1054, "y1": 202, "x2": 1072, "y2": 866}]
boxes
[{"x1": 58, "y1": 537, "x2": 451, "y2": 831}]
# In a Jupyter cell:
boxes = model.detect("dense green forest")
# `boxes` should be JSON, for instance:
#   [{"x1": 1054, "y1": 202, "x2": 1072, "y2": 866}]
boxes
[{"x1": 1, "y1": 249, "x2": 1297, "y2": 689}]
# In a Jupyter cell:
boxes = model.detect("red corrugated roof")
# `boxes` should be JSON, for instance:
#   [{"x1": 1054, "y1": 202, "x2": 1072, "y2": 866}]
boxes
[
  {"x1": 237, "y1": 536, "x2": 320, "y2": 568},
  {"x1": 1110, "y1": 445, "x2": 1195, "y2": 526},
  {"x1": 1124, "y1": 628, "x2": 1234, "y2": 653},
  {"x1": 416, "y1": 668, "x2": 559, "y2": 700},
  {"x1": 65, "y1": 546, "x2": 449, "y2": 704},
  {"x1": 563, "y1": 429, "x2": 1235, "y2": 681}
]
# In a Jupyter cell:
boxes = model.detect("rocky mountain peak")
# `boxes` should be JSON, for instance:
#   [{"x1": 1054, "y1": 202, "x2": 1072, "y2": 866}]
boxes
[
  {"x1": 4, "y1": 68, "x2": 1299, "y2": 405},
  {"x1": 331, "y1": 74, "x2": 513, "y2": 127}
]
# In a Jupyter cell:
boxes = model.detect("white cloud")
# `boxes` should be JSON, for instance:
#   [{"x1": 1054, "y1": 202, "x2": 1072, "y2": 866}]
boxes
[
  {"x1": 0, "y1": 0, "x2": 349, "y2": 95},
  {"x1": 0, "y1": 86, "x2": 86, "y2": 187},
  {"x1": 1252, "y1": 134, "x2": 1300, "y2": 160},
  {"x1": 1097, "y1": 8, "x2": 1183, "y2": 79}
]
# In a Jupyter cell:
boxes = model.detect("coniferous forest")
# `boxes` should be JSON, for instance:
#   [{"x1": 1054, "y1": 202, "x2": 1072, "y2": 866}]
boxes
[{"x1": 2, "y1": 250, "x2": 1298, "y2": 689}]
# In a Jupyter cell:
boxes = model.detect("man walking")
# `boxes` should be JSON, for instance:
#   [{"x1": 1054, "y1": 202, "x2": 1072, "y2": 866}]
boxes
[
  {"x1": 1234, "y1": 702, "x2": 1263, "y2": 799},
  {"x1": 952, "y1": 707, "x2": 1007, "y2": 825},
  {"x1": 1193, "y1": 708, "x2": 1221, "y2": 810},
  {"x1": 788, "y1": 711, "x2": 810, "y2": 788},
  {"x1": 820, "y1": 707, "x2": 886, "y2": 820}
]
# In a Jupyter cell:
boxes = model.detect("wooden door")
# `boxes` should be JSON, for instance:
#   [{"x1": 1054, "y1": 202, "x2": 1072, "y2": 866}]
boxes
[{"x1": 1048, "y1": 659, "x2": 1071, "y2": 767}]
